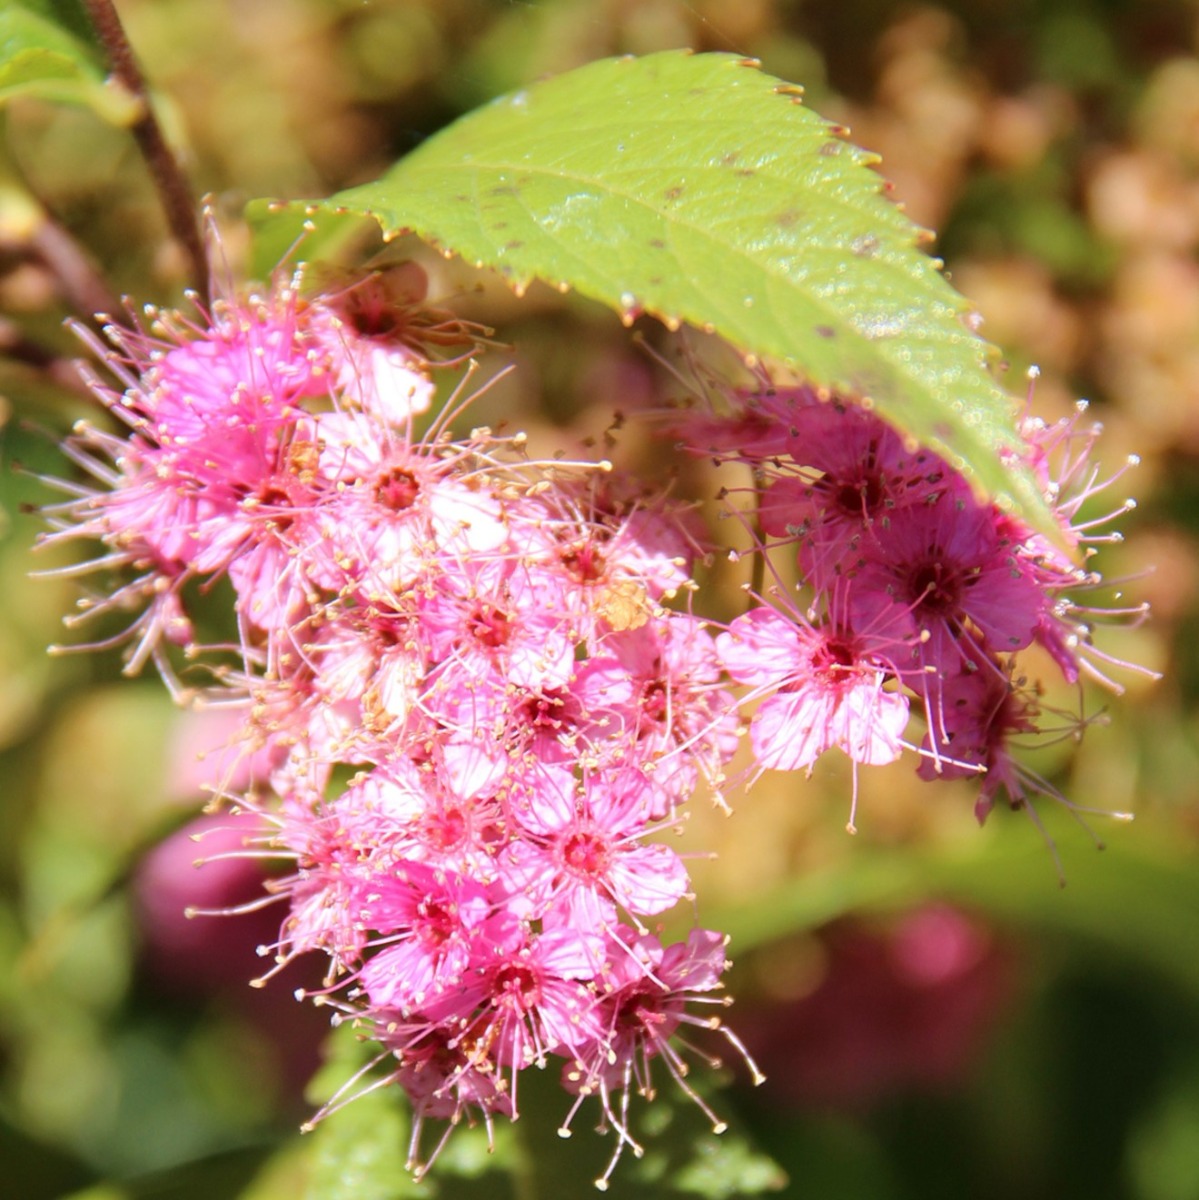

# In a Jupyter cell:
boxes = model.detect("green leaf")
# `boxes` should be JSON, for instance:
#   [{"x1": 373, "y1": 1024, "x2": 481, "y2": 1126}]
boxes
[
  {"x1": 245, "y1": 204, "x2": 380, "y2": 286},
  {"x1": 250, "y1": 50, "x2": 1050, "y2": 528},
  {"x1": 0, "y1": 4, "x2": 139, "y2": 123},
  {"x1": 507, "y1": 1051, "x2": 786, "y2": 1198},
  {"x1": 9, "y1": 0, "x2": 96, "y2": 47},
  {"x1": 302, "y1": 1029, "x2": 426, "y2": 1200},
  {"x1": 303, "y1": 1083, "x2": 423, "y2": 1200},
  {"x1": 713, "y1": 823, "x2": 1199, "y2": 1001},
  {"x1": 297, "y1": 1018, "x2": 785, "y2": 1199}
]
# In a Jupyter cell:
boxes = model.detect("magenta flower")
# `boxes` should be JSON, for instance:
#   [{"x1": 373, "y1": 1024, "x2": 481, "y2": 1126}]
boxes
[
  {"x1": 848, "y1": 497, "x2": 1045, "y2": 678},
  {"x1": 916, "y1": 664, "x2": 1047, "y2": 825},
  {"x1": 561, "y1": 927, "x2": 761, "y2": 1189}
]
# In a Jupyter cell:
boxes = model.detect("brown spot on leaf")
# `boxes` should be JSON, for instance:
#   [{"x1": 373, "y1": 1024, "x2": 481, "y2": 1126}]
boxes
[
  {"x1": 816, "y1": 325, "x2": 836, "y2": 338},
  {"x1": 776, "y1": 209, "x2": 802, "y2": 227},
  {"x1": 664, "y1": 185, "x2": 685, "y2": 201}
]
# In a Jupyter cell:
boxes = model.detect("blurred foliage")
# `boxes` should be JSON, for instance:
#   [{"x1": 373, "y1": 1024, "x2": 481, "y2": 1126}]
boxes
[{"x1": 1, "y1": 0, "x2": 1198, "y2": 1198}]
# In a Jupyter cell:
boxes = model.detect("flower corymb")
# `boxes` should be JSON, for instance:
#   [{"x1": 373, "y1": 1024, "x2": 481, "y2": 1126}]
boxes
[{"x1": 41, "y1": 266, "x2": 1149, "y2": 1182}]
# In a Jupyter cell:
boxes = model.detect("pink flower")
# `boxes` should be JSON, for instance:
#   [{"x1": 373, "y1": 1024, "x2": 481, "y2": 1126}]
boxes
[
  {"x1": 500, "y1": 767, "x2": 688, "y2": 930},
  {"x1": 718, "y1": 605, "x2": 910, "y2": 772},
  {"x1": 356, "y1": 862, "x2": 495, "y2": 1013},
  {"x1": 424, "y1": 925, "x2": 605, "y2": 1076},
  {"x1": 561, "y1": 927, "x2": 760, "y2": 1189}
]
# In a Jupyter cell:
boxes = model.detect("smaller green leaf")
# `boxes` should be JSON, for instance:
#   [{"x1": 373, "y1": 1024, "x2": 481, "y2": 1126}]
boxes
[
  {"x1": 0, "y1": 6, "x2": 139, "y2": 124},
  {"x1": 302, "y1": 1028, "x2": 424, "y2": 1200},
  {"x1": 512, "y1": 1046, "x2": 785, "y2": 1197},
  {"x1": 10, "y1": 0, "x2": 96, "y2": 47},
  {"x1": 671, "y1": 1131, "x2": 790, "y2": 1198},
  {"x1": 243, "y1": 201, "x2": 380, "y2": 285},
  {"x1": 304, "y1": 1083, "x2": 424, "y2": 1200}
]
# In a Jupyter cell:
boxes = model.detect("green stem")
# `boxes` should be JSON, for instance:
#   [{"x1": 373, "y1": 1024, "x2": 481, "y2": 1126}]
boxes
[{"x1": 749, "y1": 463, "x2": 766, "y2": 605}]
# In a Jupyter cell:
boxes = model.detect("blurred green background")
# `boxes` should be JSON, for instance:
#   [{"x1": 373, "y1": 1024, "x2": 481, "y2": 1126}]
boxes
[{"x1": 1, "y1": 1, "x2": 1198, "y2": 1197}]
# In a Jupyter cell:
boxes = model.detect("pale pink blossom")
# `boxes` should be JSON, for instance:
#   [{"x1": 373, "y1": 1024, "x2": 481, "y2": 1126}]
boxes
[{"x1": 719, "y1": 606, "x2": 910, "y2": 771}]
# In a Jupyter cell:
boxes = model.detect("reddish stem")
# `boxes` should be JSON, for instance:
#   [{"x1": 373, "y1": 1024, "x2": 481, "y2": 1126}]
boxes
[{"x1": 82, "y1": 0, "x2": 209, "y2": 297}]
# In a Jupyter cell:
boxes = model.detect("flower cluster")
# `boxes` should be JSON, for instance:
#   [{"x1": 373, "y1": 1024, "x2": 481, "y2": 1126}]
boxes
[
  {"x1": 42, "y1": 272, "x2": 756, "y2": 1184},
  {"x1": 677, "y1": 378, "x2": 1149, "y2": 836},
  {"x1": 41, "y1": 263, "x2": 1149, "y2": 1182}
]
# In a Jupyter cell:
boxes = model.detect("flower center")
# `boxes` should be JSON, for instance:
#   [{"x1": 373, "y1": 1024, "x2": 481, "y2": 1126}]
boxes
[
  {"x1": 560, "y1": 830, "x2": 609, "y2": 878},
  {"x1": 375, "y1": 467, "x2": 420, "y2": 511},
  {"x1": 469, "y1": 602, "x2": 512, "y2": 649},
  {"x1": 421, "y1": 806, "x2": 467, "y2": 852},
  {"x1": 518, "y1": 688, "x2": 575, "y2": 733},
  {"x1": 811, "y1": 634, "x2": 858, "y2": 681},
  {"x1": 907, "y1": 559, "x2": 961, "y2": 618},
  {"x1": 559, "y1": 537, "x2": 608, "y2": 584},
  {"x1": 832, "y1": 471, "x2": 884, "y2": 519},
  {"x1": 415, "y1": 898, "x2": 454, "y2": 947},
  {"x1": 642, "y1": 677, "x2": 669, "y2": 723},
  {"x1": 492, "y1": 963, "x2": 541, "y2": 1011}
]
